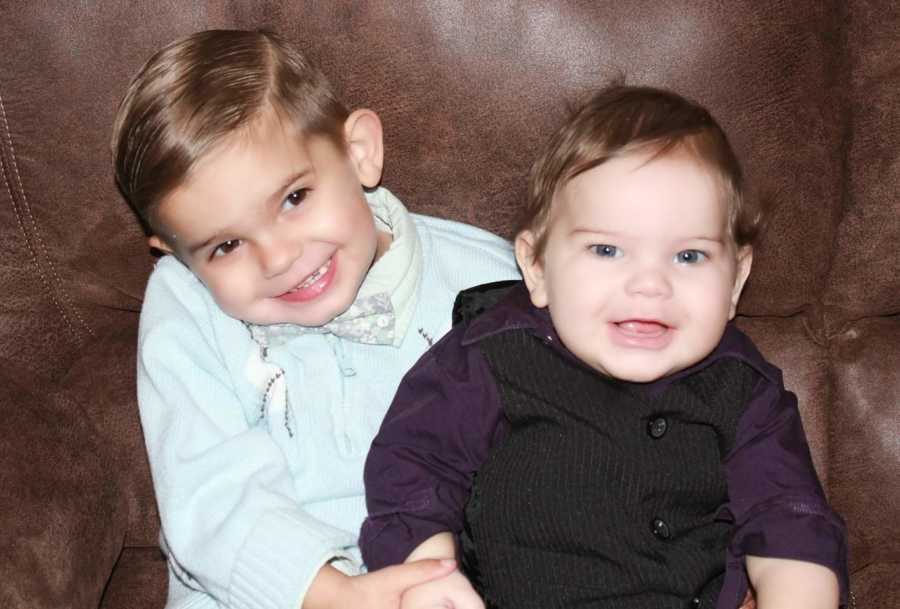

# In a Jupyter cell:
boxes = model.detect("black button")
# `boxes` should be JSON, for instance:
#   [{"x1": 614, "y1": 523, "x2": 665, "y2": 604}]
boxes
[
  {"x1": 690, "y1": 597, "x2": 701, "y2": 609},
  {"x1": 647, "y1": 416, "x2": 669, "y2": 439},
  {"x1": 651, "y1": 517, "x2": 671, "y2": 539}
]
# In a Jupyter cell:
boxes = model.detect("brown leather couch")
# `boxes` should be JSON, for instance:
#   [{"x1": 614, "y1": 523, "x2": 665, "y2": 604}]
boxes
[{"x1": 2, "y1": 2, "x2": 897, "y2": 608}]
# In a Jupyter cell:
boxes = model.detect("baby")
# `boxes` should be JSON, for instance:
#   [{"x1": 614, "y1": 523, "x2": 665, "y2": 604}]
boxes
[
  {"x1": 362, "y1": 85, "x2": 849, "y2": 609},
  {"x1": 111, "y1": 29, "x2": 518, "y2": 609}
]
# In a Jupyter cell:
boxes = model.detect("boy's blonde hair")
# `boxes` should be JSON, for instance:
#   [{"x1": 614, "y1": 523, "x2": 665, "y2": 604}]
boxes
[
  {"x1": 520, "y1": 85, "x2": 761, "y2": 259},
  {"x1": 111, "y1": 29, "x2": 349, "y2": 235}
]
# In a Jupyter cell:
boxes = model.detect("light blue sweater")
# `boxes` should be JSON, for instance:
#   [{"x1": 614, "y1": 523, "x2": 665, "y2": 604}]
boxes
[{"x1": 137, "y1": 194, "x2": 518, "y2": 609}]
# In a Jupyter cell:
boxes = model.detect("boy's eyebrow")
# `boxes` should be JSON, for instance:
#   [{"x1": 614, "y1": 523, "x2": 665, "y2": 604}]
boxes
[
  {"x1": 186, "y1": 232, "x2": 226, "y2": 256},
  {"x1": 185, "y1": 169, "x2": 311, "y2": 256},
  {"x1": 267, "y1": 169, "x2": 311, "y2": 205}
]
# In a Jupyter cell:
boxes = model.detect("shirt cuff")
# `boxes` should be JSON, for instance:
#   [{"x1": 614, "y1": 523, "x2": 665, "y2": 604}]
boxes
[
  {"x1": 730, "y1": 500, "x2": 850, "y2": 605},
  {"x1": 229, "y1": 509, "x2": 357, "y2": 609},
  {"x1": 360, "y1": 511, "x2": 455, "y2": 570}
]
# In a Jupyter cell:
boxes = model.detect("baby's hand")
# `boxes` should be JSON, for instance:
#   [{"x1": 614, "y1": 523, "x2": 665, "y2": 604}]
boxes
[{"x1": 400, "y1": 568, "x2": 484, "y2": 609}]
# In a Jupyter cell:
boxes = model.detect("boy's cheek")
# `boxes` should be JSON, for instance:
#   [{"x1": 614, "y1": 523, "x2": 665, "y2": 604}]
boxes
[{"x1": 202, "y1": 275, "x2": 245, "y2": 314}]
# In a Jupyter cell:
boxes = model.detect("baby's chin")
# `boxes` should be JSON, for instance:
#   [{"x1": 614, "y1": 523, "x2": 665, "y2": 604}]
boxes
[
  {"x1": 605, "y1": 369, "x2": 670, "y2": 384},
  {"x1": 585, "y1": 358, "x2": 679, "y2": 384}
]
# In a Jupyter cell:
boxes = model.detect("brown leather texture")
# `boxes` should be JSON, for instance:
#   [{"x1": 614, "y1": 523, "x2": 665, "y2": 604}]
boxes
[{"x1": 1, "y1": 2, "x2": 897, "y2": 608}]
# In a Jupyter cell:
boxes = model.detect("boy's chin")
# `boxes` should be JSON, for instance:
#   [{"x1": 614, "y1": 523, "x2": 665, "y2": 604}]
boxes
[
  {"x1": 268, "y1": 298, "x2": 356, "y2": 328},
  {"x1": 221, "y1": 305, "x2": 331, "y2": 328}
]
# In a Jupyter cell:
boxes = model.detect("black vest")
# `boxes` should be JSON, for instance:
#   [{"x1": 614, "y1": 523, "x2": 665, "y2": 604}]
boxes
[{"x1": 459, "y1": 327, "x2": 756, "y2": 609}]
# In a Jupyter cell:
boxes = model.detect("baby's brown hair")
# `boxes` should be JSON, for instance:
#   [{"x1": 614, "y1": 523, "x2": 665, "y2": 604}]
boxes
[{"x1": 520, "y1": 85, "x2": 760, "y2": 260}]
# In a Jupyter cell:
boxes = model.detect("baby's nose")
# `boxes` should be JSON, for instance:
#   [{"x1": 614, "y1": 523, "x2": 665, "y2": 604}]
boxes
[{"x1": 625, "y1": 266, "x2": 673, "y2": 298}]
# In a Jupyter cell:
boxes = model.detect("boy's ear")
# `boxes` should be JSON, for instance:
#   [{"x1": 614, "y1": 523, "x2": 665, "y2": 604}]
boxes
[
  {"x1": 344, "y1": 109, "x2": 384, "y2": 188},
  {"x1": 148, "y1": 234, "x2": 174, "y2": 255},
  {"x1": 729, "y1": 246, "x2": 753, "y2": 319},
  {"x1": 515, "y1": 230, "x2": 549, "y2": 308}
]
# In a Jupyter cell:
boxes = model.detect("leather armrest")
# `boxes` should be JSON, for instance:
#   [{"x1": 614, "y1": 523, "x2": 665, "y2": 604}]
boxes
[{"x1": 0, "y1": 363, "x2": 127, "y2": 608}]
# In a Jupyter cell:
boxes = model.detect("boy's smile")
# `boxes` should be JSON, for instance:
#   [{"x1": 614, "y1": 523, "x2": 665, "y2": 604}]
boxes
[
  {"x1": 517, "y1": 148, "x2": 752, "y2": 383},
  {"x1": 150, "y1": 109, "x2": 388, "y2": 327},
  {"x1": 277, "y1": 257, "x2": 337, "y2": 302}
]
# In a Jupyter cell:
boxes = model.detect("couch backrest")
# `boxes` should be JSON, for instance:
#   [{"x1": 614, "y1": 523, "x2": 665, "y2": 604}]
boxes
[{"x1": 0, "y1": 4, "x2": 859, "y2": 371}]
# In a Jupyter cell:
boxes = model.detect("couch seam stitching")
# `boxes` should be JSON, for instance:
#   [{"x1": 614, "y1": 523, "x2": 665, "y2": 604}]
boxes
[{"x1": 0, "y1": 89, "x2": 93, "y2": 342}]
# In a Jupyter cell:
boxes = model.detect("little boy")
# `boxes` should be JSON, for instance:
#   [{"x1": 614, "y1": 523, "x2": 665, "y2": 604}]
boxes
[
  {"x1": 362, "y1": 86, "x2": 849, "y2": 609},
  {"x1": 112, "y1": 30, "x2": 518, "y2": 609}
]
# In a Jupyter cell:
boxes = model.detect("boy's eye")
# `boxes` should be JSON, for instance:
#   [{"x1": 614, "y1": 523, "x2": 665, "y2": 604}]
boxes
[
  {"x1": 281, "y1": 189, "x2": 308, "y2": 211},
  {"x1": 675, "y1": 249, "x2": 707, "y2": 264},
  {"x1": 590, "y1": 244, "x2": 622, "y2": 258},
  {"x1": 212, "y1": 239, "x2": 242, "y2": 258}
]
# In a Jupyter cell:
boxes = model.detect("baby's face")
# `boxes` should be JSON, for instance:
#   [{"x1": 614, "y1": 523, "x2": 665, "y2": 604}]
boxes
[
  {"x1": 152, "y1": 114, "x2": 386, "y2": 327},
  {"x1": 523, "y1": 150, "x2": 751, "y2": 382}
]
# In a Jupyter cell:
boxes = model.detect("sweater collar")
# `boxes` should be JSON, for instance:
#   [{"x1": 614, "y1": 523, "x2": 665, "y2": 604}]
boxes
[{"x1": 360, "y1": 187, "x2": 423, "y2": 346}]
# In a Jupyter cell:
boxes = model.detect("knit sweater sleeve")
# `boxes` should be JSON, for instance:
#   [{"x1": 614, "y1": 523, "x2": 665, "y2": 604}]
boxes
[
  {"x1": 138, "y1": 258, "x2": 354, "y2": 609},
  {"x1": 721, "y1": 371, "x2": 850, "y2": 607},
  {"x1": 360, "y1": 323, "x2": 504, "y2": 569}
]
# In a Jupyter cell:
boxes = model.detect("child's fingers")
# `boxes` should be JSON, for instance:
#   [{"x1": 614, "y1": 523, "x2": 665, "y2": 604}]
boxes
[
  {"x1": 433, "y1": 572, "x2": 485, "y2": 609},
  {"x1": 380, "y1": 558, "x2": 458, "y2": 591},
  {"x1": 454, "y1": 586, "x2": 486, "y2": 609},
  {"x1": 454, "y1": 593, "x2": 486, "y2": 609}
]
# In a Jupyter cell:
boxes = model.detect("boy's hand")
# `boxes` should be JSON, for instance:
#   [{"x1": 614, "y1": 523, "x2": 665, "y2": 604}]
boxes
[
  {"x1": 400, "y1": 568, "x2": 484, "y2": 609},
  {"x1": 303, "y1": 560, "x2": 457, "y2": 609}
]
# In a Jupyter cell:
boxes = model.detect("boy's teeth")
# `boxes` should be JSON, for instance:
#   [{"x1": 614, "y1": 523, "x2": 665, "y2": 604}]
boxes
[{"x1": 292, "y1": 260, "x2": 331, "y2": 291}]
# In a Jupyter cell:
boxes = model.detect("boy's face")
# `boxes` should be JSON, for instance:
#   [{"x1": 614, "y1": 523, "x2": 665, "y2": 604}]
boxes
[
  {"x1": 149, "y1": 110, "x2": 388, "y2": 327},
  {"x1": 516, "y1": 149, "x2": 752, "y2": 383}
]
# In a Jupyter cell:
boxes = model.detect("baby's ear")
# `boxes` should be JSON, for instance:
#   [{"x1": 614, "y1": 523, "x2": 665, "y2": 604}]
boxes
[
  {"x1": 344, "y1": 109, "x2": 384, "y2": 188},
  {"x1": 729, "y1": 245, "x2": 753, "y2": 319},
  {"x1": 515, "y1": 231, "x2": 549, "y2": 308}
]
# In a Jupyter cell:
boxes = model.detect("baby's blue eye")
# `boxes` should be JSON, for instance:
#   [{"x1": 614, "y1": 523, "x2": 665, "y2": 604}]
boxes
[
  {"x1": 590, "y1": 244, "x2": 622, "y2": 258},
  {"x1": 281, "y1": 189, "x2": 308, "y2": 211},
  {"x1": 675, "y1": 249, "x2": 707, "y2": 264},
  {"x1": 212, "y1": 239, "x2": 242, "y2": 258}
]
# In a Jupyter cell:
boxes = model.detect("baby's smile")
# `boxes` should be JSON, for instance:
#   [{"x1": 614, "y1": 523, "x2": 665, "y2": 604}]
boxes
[{"x1": 608, "y1": 319, "x2": 674, "y2": 350}]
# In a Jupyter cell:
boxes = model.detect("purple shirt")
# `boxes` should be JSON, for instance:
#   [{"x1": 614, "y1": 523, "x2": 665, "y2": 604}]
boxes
[{"x1": 362, "y1": 283, "x2": 848, "y2": 608}]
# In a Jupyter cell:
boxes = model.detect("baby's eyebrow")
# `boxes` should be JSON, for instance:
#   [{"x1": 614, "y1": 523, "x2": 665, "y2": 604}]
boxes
[{"x1": 684, "y1": 236, "x2": 726, "y2": 245}]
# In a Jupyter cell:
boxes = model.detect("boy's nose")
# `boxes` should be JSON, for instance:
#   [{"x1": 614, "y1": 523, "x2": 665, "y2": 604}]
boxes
[{"x1": 259, "y1": 236, "x2": 301, "y2": 279}]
